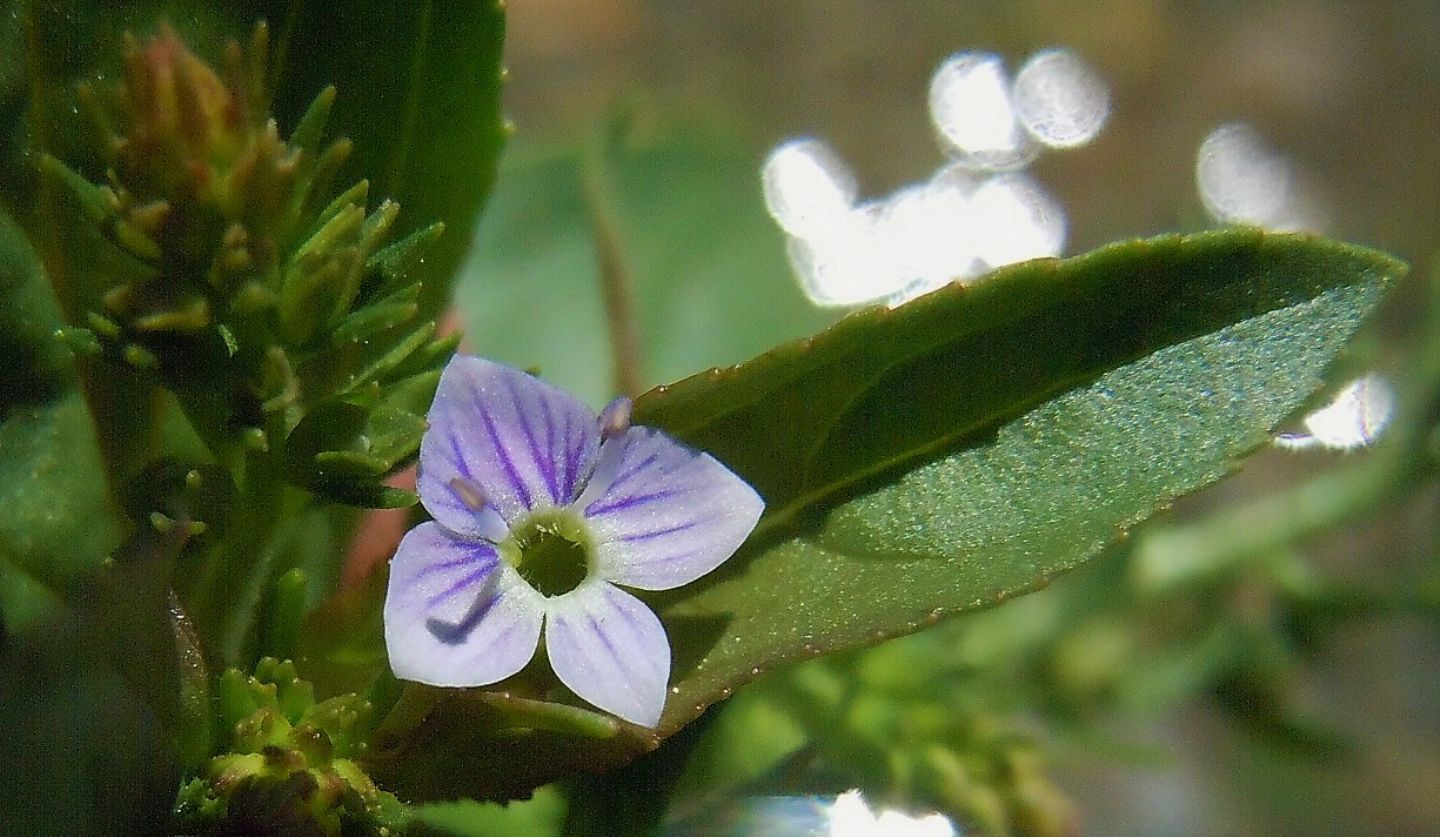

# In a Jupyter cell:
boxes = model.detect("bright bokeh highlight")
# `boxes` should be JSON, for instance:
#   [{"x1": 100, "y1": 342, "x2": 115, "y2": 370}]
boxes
[
  {"x1": 765, "y1": 48, "x2": 1106, "y2": 309},
  {"x1": 929, "y1": 52, "x2": 1033, "y2": 171},
  {"x1": 1012, "y1": 48, "x2": 1110, "y2": 149},
  {"x1": 828, "y1": 790, "x2": 957, "y2": 837},
  {"x1": 1274, "y1": 374, "x2": 1395, "y2": 451},
  {"x1": 762, "y1": 138, "x2": 859, "y2": 239},
  {"x1": 1196, "y1": 123, "x2": 1326, "y2": 232}
]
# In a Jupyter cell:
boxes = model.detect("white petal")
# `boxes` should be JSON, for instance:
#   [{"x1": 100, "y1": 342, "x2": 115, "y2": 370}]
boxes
[
  {"x1": 419, "y1": 356, "x2": 600, "y2": 532},
  {"x1": 584, "y1": 426, "x2": 764, "y2": 591},
  {"x1": 544, "y1": 582, "x2": 670, "y2": 727},
  {"x1": 384, "y1": 523, "x2": 544, "y2": 687}
]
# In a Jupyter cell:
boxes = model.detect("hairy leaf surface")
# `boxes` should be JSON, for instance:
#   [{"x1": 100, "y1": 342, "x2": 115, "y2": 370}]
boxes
[{"x1": 372, "y1": 230, "x2": 1401, "y2": 799}]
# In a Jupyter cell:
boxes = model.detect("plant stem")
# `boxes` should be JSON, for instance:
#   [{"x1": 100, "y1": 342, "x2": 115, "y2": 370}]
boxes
[{"x1": 581, "y1": 154, "x2": 644, "y2": 398}]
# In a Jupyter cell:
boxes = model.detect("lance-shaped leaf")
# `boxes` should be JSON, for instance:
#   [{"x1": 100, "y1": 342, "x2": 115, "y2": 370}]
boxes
[{"x1": 368, "y1": 230, "x2": 1400, "y2": 800}]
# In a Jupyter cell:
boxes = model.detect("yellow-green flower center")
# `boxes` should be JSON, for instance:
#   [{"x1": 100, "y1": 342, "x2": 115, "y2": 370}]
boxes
[{"x1": 501, "y1": 509, "x2": 594, "y2": 597}]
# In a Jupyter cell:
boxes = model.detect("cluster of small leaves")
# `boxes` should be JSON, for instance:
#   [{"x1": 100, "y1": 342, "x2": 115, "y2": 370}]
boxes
[
  {"x1": 746, "y1": 642, "x2": 1075, "y2": 836},
  {"x1": 45, "y1": 23, "x2": 449, "y2": 509},
  {"x1": 173, "y1": 658, "x2": 404, "y2": 836}
]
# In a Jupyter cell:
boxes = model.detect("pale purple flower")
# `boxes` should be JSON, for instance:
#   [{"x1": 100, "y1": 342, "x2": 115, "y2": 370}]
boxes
[{"x1": 384, "y1": 355, "x2": 764, "y2": 727}]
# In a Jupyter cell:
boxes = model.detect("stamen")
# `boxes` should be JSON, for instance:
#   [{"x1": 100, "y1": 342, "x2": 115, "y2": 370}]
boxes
[
  {"x1": 574, "y1": 429, "x2": 629, "y2": 511},
  {"x1": 449, "y1": 476, "x2": 487, "y2": 510},
  {"x1": 449, "y1": 477, "x2": 510, "y2": 542},
  {"x1": 598, "y1": 396, "x2": 632, "y2": 440}
]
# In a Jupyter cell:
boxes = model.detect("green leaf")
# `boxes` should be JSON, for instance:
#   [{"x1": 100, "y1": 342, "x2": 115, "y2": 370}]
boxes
[
  {"x1": 267, "y1": 0, "x2": 507, "y2": 317},
  {"x1": 0, "y1": 209, "x2": 72, "y2": 419},
  {"x1": 0, "y1": 530, "x2": 184, "y2": 835},
  {"x1": 0, "y1": 206, "x2": 115, "y2": 585},
  {"x1": 0, "y1": 393, "x2": 124, "y2": 589},
  {"x1": 409, "y1": 786, "x2": 567, "y2": 837},
  {"x1": 456, "y1": 114, "x2": 834, "y2": 406},
  {"x1": 642, "y1": 230, "x2": 1398, "y2": 725},
  {"x1": 0, "y1": 201, "x2": 182, "y2": 832},
  {"x1": 372, "y1": 230, "x2": 1400, "y2": 800}
]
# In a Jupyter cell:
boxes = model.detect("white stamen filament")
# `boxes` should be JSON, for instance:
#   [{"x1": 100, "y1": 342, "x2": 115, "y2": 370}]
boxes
[
  {"x1": 573, "y1": 434, "x2": 628, "y2": 512},
  {"x1": 570, "y1": 396, "x2": 636, "y2": 511}
]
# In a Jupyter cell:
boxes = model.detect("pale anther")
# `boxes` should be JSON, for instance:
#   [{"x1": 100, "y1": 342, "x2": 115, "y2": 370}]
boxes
[
  {"x1": 449, "y1": 476, "x2": 489, "y2": 511},
  {"x1": 598, "y1": 396, "x2": 633, "y2": 440}
]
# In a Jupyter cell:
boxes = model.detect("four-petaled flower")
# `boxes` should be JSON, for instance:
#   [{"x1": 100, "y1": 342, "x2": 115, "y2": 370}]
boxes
[{"x1": 384, "y1": 356, "x2": 764, "y2": 727}]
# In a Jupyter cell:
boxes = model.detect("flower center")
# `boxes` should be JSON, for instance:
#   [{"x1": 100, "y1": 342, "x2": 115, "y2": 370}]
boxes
[{"x1": 503, "y1": 510, "x2": 593, "y2": 597}]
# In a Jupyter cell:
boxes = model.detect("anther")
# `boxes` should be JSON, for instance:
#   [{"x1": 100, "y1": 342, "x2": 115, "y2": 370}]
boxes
[
  {"x1": 449, "y1": 477, "x2": 510, "y2": 542},
  {"x1": 449, "y1": 477, "x2": 489, "y2": 512},
  {"x1": 598, "y1": 396, "x2": 632, "y2": 441}
]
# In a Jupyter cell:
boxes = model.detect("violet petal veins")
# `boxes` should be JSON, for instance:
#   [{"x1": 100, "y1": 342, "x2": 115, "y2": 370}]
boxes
[{"x1": 384, "y1": 355, "x2": 765, "y2": 727}]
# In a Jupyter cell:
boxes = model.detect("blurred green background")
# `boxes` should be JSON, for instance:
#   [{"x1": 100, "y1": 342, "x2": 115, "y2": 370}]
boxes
[{"x1": 454, "y1": 2, "x2": 1440, "y2": 833}]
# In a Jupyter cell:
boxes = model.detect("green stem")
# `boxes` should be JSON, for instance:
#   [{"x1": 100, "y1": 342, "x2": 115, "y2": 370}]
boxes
[
  {"x1": 185, "y1": 410, "x2": 311, "y2": 666},
  {"x1": 581, "y1": 147, "x2": 644, "y2": 398}
]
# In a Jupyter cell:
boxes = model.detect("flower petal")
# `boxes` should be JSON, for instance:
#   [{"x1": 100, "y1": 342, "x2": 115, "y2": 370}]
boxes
[
  {"x1": 384, "y1": 522, "x2": 544, "y2": 687},
  {"x1": 419, "y1": 356, "x2": 600, "y2": 531},
  {"x1": 585, "y1": 426, "x2": 764, "y2": 590},
  {"x1": 545, "y1": 582, "x2": 670, "y2": 727}
]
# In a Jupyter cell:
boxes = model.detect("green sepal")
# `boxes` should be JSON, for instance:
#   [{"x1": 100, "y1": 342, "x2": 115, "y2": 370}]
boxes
[
  {"x1": 285, "y1": 399, "x2": 369, "y2": 478},
  {"x1": 363, "y1": 405, "x2": 429, "y2": 466},
  {"x1": 323, "y1": 483, "x2": 420, "y2": 510},
  {"x1": 263, "y1": 568, "x2": 308, "y2": 663},
  {"x1": 332, "y1": 285, "x2": 422, "y2": 345},
  {"x1": 304, "y1": 180, "x2": 370, "y2": 248},
  {"x1": 380, "y1": 332, "x2": 460, "y2": 387},
  {"x1": 339, "y1": 321, "x2": 438, "y2": 395},
  {"x1": 378, "y1": 369, "x2": 442, "y2": 418},
  {"x1": 314, "y1": 450, "x2": 392, "y2": 480},
  {"x1": 365, "y1": 222, "x2": 445, "y2": 297},
  {"x1": 38, "y1": 154, "x2": 110, "y2": 223},
  {"x1": 288, "y1": 86, "x2": 338, "y2": 159},
  {"x1": 289, "y1": 139, "x2": 356, "y2": 239},
  {"x1": 54, "y1": 326, "x2": 100, "y2": 356}
]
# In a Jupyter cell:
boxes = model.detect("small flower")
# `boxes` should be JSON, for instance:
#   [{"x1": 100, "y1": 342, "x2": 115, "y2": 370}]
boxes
[{"x1": 384, "y1": 356, "x2": 764, "y2": 726}]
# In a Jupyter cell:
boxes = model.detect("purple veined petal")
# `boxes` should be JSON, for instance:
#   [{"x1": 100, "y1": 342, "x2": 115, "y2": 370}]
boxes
[
  {"x1": 544, "y1": 582, "x2": 670, "y2": 727},
  {"x1": 384, "y1": 522, "x2": 545, "y2": 687},
  {"x1": 418, "y1": 356, "x2": 601, "y2": 529},
  {"x1": 584, "y1": 426, "x2": 764, "y2": 591}
]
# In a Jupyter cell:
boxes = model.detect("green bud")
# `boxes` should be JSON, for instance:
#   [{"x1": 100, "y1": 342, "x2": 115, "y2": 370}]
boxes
[{"x1": 176, "y1": 659, "x2": 400, "y2": 834}]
